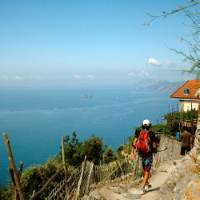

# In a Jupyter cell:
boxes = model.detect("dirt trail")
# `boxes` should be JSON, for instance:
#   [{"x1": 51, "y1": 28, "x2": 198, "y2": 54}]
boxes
[
  {"x1": 125, "y1": 163, "x2": 171, "y2": 200},
  {"x1": 88, "y1": 161, "x2": 175, "y2": 200}
]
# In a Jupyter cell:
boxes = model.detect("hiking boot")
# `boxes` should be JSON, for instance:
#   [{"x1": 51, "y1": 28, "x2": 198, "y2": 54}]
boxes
[
  {"x1": 144, "y1": 183, "x2": 152, "y2": 191},
  {"x1": 137, "y1": 188, "x2": 146, "y2": 195}
]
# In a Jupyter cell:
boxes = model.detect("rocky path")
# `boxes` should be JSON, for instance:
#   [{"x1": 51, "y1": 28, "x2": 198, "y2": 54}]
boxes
[
  {"x1": 125, "y1": 163, "x2": 171, "y2": 200},
  {"x1": 88, "y1": 161, "x2": 175, "y2": 200}
]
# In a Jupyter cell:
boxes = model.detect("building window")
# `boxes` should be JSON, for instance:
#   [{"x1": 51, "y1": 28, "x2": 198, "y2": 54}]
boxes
[{"x1": 183, "y1": 88, "x2": 190, "y2": 95}]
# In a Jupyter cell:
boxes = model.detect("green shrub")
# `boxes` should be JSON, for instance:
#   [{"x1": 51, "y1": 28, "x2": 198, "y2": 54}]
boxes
[
  {"x1": 62, "y1": 132, "x2": 106, "y2": 166},
  {"x1": 81, "y1": 135, "x2": 104, "y2": 164},
  {"x1": 103, "y1": 147, "x2": 117, "y2": 163},
  {"x1": 164, "y1": 110, "x2": 197, "y2": 135},
  {"x1": 0, "y1": 186, "x2": 12, "y2": 200},
  {"x1": 20, "y1": 159, "x2": 62, "y2": 199}
]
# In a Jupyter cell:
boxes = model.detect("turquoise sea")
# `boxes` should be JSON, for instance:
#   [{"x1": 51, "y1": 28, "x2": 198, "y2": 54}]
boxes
[{"x1": 0, "y1": 88, "x2": 177, "y2": 185}]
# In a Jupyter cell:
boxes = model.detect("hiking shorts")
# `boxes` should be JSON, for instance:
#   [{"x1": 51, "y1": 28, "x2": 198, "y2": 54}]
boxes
[{"x1": 139, "y1": 154, "x2": 153, "y2": 172}]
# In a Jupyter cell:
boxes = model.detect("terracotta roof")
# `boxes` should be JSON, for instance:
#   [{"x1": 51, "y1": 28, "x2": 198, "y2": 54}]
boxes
[{"x1": 171, "y1": 80, "x2": 200, "y2": 99}]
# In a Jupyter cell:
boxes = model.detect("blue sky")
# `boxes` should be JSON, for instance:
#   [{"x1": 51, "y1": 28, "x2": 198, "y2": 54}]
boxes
[{"x1": 0, "y1": 0, "x2": 195, "y2": 88}]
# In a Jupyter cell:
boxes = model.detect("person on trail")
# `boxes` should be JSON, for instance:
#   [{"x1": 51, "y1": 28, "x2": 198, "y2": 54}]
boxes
[
  {"x1": 131, "y1": 119, "x2": 157, "y2": 194},
  {"x1": 176, "y1": 131, "x2": 181, "y2": 141},
  {"x1": 180, "y1": 126, "x2": 193, "y2": 156}
]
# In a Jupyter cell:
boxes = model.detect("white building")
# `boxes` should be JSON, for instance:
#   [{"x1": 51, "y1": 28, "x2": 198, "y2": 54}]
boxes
[{"x1": 171, "y1": 80, "x2": 200, "y2": 112}]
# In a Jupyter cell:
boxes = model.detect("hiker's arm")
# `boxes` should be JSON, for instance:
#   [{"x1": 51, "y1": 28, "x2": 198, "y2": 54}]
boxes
[
  {"x1": 130, "y1": 139, "x2": 136, "y2": 160},
  {"x1": 130, "y1": 149, "x2": 135, "y2": 160},
  {"x1": 131, "y1": 146, "x2": 134, "y2": 155},
  {"x1": 152, "y1": 141, "x2": 157, "y2": 153},
  {"x1": 151, "y1": 132, "x2": 157, "y2": 153},
  {"x1": 131, "y1": 143, "x2": 135, "y2": 153},
  {"x1": 132, "y1": 138, "x2": 136, "y2": 149}
]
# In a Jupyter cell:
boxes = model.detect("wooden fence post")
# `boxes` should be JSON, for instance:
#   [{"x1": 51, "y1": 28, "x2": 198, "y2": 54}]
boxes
[
  {"x1": 85, "y1": 162, "x2": 94, "y2": 194},
  {"x1": 15, "y1": 161, "x2": 24, "y2": 200},
  {"x1": 75, "y1": 157, "x2": 86, "y2": 200},
  {"x1": 2, "y1": 133, "x2": 24, "y2": 200},
  {"x1": 61, "y1": 136, "x2": 67, "y2": 175}
]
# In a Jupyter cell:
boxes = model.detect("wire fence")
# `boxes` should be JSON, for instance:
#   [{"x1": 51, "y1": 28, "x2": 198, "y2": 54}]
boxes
[{"x1": 44, "y1": 158, "x2": 135, "y2": 200}]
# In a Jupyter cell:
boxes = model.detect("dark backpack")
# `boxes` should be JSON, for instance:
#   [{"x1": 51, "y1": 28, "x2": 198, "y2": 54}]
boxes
[{"x1": 136, "y1": 130, "x2": 151, "y2": 153}]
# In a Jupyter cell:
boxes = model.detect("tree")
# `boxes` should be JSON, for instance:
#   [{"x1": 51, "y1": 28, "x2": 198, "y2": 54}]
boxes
[
  {"x1": 148, "y1": 0, "x2": 200, "y2": 78},
  {"x1": 81, "y1": 135, "x2": 104, "y2": 164},
  {"x1": 63, "y1": 131, "x2": 82, "y2": 166},
  {"x1": 103, "y1": 147, "x2": 117, "y2": 164},
  {"x1": 62, "y1": 132, "x2": 105, "y2": 166}
]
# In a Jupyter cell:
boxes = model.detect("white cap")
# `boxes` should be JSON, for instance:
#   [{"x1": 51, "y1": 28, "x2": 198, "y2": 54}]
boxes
[{"x1": 142, "y1": 119, "x2": 151, "y2": 126}]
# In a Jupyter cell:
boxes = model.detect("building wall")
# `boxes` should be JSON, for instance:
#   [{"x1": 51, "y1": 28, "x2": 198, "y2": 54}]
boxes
[{"x1": 179, "y1": 100, "x2": 199, "y2": 112}]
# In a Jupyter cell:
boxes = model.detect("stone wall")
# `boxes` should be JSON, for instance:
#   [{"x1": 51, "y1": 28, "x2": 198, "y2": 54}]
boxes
[
  {"x1": 153, "y1": 135, "x2": 181, "y2": 169},
  {"x1": 159, "y1": 124, "x2": 200, "y2": 200}
]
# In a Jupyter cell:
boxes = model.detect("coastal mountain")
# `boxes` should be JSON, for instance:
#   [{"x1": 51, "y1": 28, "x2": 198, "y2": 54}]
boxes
[{"x1": 135, "y1": 79, "x2": 183, "y2": 94}]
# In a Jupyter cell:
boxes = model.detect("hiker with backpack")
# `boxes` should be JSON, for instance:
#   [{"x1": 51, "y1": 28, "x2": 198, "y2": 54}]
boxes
[{"x1": 131, "y1": 119, "x2": 157, "y2": 194}]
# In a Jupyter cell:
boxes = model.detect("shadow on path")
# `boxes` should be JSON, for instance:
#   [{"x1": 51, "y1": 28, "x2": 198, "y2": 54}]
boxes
[
  {"x1": 146, "y1": 187, "x2": 160, "y2": 193},
  {"x1": 123, "y1": 187, "x2": 161, "y2": 200}
]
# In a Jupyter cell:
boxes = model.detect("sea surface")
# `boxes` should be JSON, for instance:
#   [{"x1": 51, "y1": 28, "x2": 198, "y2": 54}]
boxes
[{"x1": 0, "y1": 88, "x2": 177, "y2": 185}]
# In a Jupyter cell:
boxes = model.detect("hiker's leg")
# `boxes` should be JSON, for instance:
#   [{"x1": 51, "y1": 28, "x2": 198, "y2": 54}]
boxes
[
  {"x1": 142, "y1": 170, "x2": 150, "y2": 188},
  {"x1": 148, "y1": 171, "x2": 151, "y2": 179},
  {"x1": 141, "y1": 156, "x2": 152, "y2": 189},
  {"x1": 180, "y1": 146, "x2": 185, "y2": 156},
  {"x1": 147, "y1": 172, "x2": 151, "y2": 185},
  {"x1": 141, "y1": 157, "x2": 145, "y2": 178},
  {"x1": 186, "y1": 146, "x2": 191, "y2": 153},
  {"x1": 142, "y1": 169, "x2": 145, "y2": 177}
]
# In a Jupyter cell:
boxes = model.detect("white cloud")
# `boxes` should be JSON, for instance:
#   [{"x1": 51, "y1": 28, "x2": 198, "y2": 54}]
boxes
[
  {"x1": 0, "y1": 75, "x2": 26, "y2": 81},
  {"x1": 15, "y1": 75, "x2": 25, "y2": 80},
  {"x1": 0, "y1": 75, "x2": 9, "y2": 80},
  {"x1": 0, "y1": 74, "x2": 96, "y2": 82},
  {"x1": 140, "y1": 70, "x2": 151, "y2": 78},
  {"x1": 73, "y1": 74, "x2": 95, "y2": 80},
  {"x1": 128, "y1": 70, "x2": 151, "y2": 79},
  {"x1": 87, "y1": 74, "x2": 95, "y2": 80},
  {"x1": 73, "y1": 74, "x2": 81, "y2": 79},
  {"x1": 148, "y1": 57, "x2": 161, "y2": 66},
  {"x1": 0, "y1": 75, "x2": 49, "y2": 81}
]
